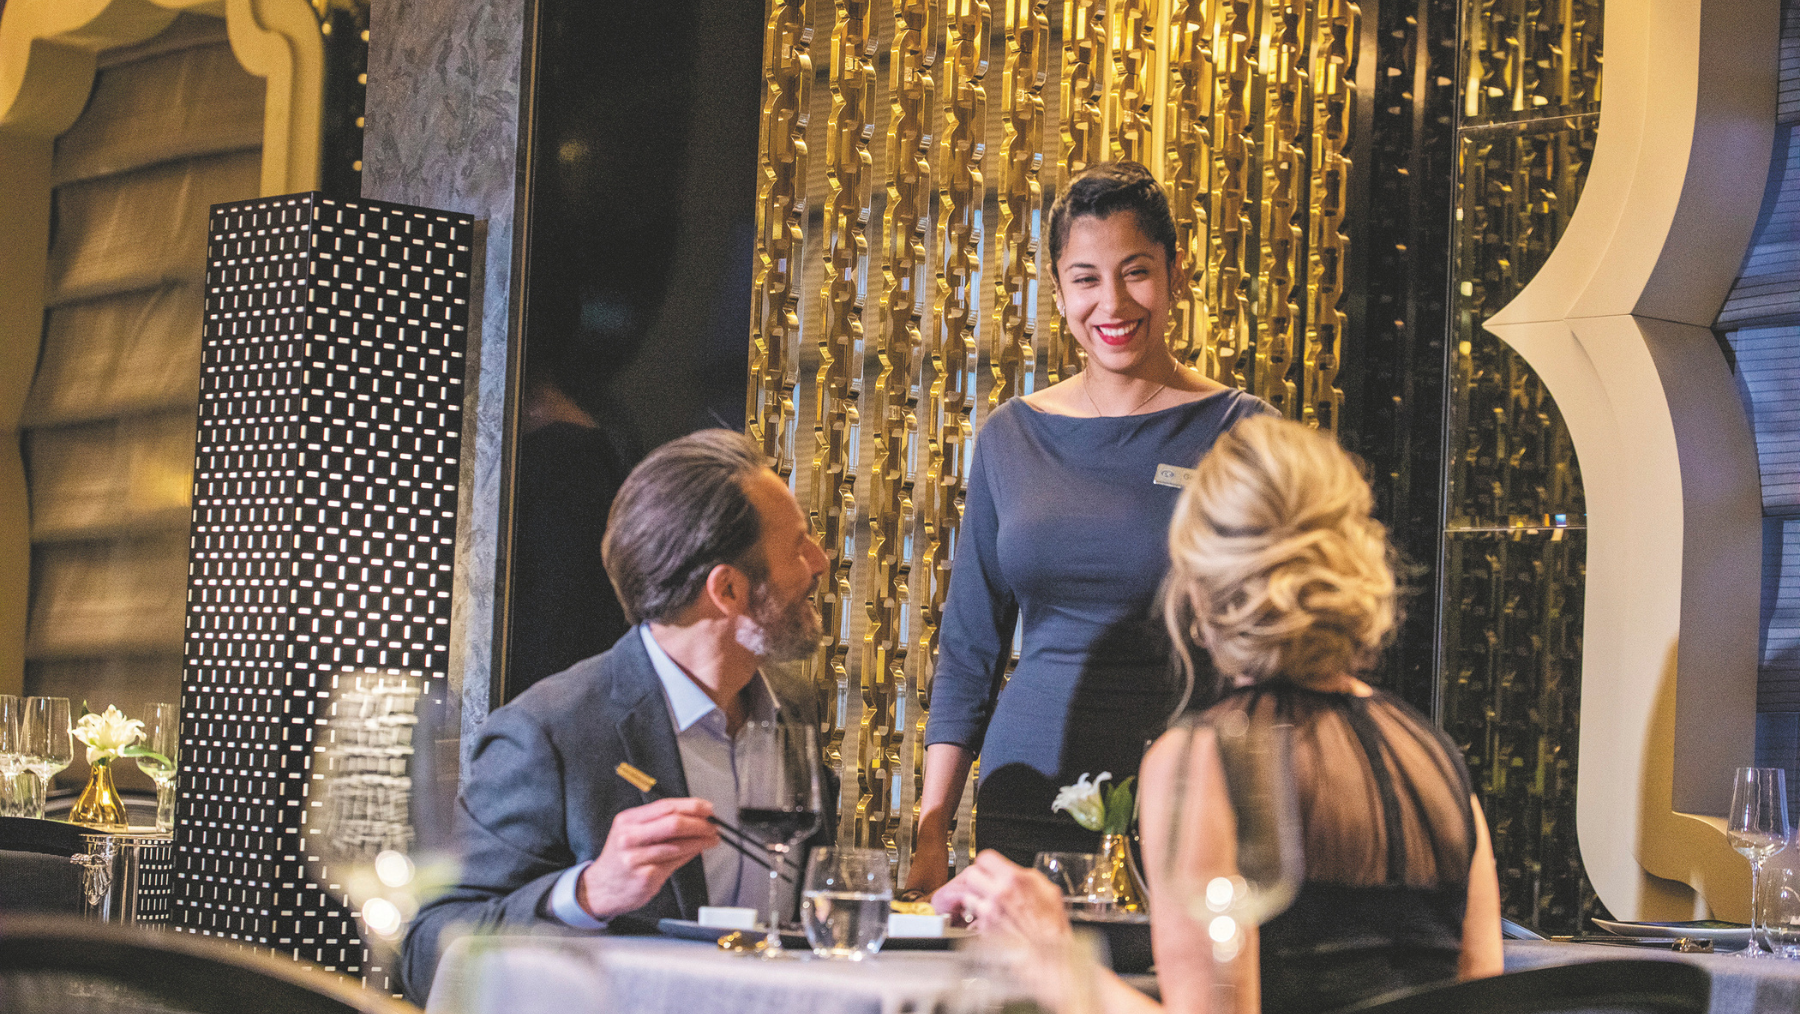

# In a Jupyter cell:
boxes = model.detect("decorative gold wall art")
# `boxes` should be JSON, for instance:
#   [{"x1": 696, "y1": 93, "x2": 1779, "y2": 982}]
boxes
[
  {"x1": 748, "y1": 0, "x2": 813, "y2": 483},
  {"x1": 750, "y1": 0, "x2": 1368, "y2": 863}
]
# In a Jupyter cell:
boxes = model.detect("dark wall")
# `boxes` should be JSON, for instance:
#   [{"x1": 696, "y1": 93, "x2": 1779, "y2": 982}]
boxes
[
  {"x1": 498, "y1": 0, "x2": 762, "y2": 700},
  {"x1": 1337, "y1": 0, "x2": 1458, "y2": 716}
]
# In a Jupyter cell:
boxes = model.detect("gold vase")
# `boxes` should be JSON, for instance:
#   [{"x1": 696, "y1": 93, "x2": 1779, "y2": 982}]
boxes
[
  {"x1": 70, "y1": 760, "x2": 129, "y2": 829},
  {"x1": 1099, "y1": 832, "x2": 1149, "y2": 914}
]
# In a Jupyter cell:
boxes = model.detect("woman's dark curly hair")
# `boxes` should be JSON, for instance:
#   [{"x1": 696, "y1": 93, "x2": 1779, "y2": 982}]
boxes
[{"x1": 1047, "y1": 160, "x2": 1179, "y2": 280}]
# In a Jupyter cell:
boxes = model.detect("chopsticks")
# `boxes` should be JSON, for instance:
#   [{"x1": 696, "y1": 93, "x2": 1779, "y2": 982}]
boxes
[{"x1": 615, "y1": 762, "x2": 795, "y2": 884}]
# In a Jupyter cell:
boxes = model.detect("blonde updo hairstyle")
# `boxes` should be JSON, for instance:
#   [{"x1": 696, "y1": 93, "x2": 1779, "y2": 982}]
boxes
[{"x1": 1164, "y1": 415, "x2": 1398, "y2": 697}]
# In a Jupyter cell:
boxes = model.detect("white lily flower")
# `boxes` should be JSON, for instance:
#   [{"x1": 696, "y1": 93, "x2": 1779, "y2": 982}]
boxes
[
  {"x1": 1051, "y1": 771, "x2": 1113, "y2": 832},
  {"x1": 72, "y1": 705, "x2": 145, "y2": 766}
]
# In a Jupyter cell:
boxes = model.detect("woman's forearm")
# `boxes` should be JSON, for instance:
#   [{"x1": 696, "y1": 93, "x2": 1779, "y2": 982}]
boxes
[
  {"x1": 906, "y1": 743, "x2": 976, "y2": 890},
  {"x1": 916, "y1": 742, "x2": 975, "y2": 831}
]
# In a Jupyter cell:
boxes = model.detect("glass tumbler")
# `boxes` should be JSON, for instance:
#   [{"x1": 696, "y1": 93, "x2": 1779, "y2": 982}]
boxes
[
  {"x1": 1034, "y1": 851, "x2": 1115, "y2": 918},
  {"x1": 802, "y1": 846, "x2": 891, "y2": 958},
  {"x1": 1765, "y1": 853, "x2": 1800, "y2": 959}
]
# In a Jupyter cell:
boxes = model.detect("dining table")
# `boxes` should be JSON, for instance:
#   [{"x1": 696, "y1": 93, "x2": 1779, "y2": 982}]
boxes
[
  {"x1": 1503, "y1": 939, "x2": 1800, "y2": 1013},
  {"x1": 425, "y1": 931, "x2": 1800, "y2": 1014}
]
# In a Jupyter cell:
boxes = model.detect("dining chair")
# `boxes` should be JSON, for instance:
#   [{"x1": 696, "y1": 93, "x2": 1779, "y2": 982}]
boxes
[
  {"x1": 0, "y1": 915, "x2": 420, "y2": 1014},
  {"x1": 1337, "y1": 959, "x2": 1710, "y2": 1014},
  {"x1": 0, "y1": 815, "x2": 87, "y2": 914}
]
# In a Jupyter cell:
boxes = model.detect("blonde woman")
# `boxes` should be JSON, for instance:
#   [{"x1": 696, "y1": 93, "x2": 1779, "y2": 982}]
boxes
[{"x1": 935, "y1": 415, "x2": 1502, "y2": 1014}]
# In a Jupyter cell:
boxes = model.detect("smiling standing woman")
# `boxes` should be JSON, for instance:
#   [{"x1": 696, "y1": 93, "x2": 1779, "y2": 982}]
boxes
[{"x1": 906, "y1": 162, "x2": 1275, "y2": 893}]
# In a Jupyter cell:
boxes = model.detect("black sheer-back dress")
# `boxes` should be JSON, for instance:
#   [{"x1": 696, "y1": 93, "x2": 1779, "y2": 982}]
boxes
[{"x1": 1203, "y1": 682, "x2": 1477, "y2": 1014}]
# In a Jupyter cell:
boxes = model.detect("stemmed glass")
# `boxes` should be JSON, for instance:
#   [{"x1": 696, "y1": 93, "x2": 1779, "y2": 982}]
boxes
[
  {"x1": 1161, "y1": 710, "x2": 1304, "y2": 1007},
  {"x1": 21, "y1": 697, "x2": 73, "y2": 820},
  {"x1": 0, "y1": 695, "x2": 24, "y2": 817},
  {"x1": 736, "y1": 719, "x2": 823, "y2": 957},
  {"x1": 1728, "y1": 766, "x2": 1791, "y2": 957},
  {"x1": 135, "y1": 702, "x2": 180, "y2": 832}
]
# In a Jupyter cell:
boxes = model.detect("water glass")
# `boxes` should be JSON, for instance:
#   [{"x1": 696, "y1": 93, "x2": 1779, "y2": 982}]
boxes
[
  {"x1": 0, "y1": 695, "x2": 23, "y2": 817},
  {"x1": 21, "y1": 697, "x2": 72, "y2": 820},
  {"x1": 1766, "y1": 853, "x2": 1800, "y2": 959},
  {"x1": 802, "y1": 846, "x2": 891, "y2": 959},
  {"x1": 136, "y1": 702, "x2": 180, "y2": 832},
  {"x1": 1034, "y1": 851, "x2": 1115, "y2": 917}
]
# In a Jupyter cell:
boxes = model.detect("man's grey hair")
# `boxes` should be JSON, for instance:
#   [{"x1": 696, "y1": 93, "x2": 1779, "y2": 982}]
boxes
[{"x1": 602, "y1": 429, "x2": 772, "y2": 624}]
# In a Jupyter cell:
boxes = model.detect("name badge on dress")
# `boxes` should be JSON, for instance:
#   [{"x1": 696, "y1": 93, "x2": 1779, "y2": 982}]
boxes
[{"x1": 1154, "y1": 463, "x2": 1196, "y2": 489}]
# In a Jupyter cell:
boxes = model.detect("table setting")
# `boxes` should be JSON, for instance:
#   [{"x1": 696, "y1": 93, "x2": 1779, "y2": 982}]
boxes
[{"x1": 422, "y1": 744, "x2": 1800, "y2": 1014}]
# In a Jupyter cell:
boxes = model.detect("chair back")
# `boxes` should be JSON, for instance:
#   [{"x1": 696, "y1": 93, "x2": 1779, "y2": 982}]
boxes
[
  {"x1": 0, "y1": 915, "x2": 420, "y2": 1014},
  {"x1": 1340, "y1": 959, "x2": 1710, "y2": 1014},
  {"x1": 0, "y1": 817, "x2": 87, "y2": 914}
]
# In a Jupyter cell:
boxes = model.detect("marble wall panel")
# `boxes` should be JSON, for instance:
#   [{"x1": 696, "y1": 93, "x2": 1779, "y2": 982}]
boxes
[{"x1": 361, "y1": 0, "x2": 526, "y2": 745}]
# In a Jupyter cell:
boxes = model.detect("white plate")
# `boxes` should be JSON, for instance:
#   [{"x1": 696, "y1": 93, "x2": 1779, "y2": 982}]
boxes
[{"x1": 1592, "y1": 918, "x2": 1752, "y2": 946}]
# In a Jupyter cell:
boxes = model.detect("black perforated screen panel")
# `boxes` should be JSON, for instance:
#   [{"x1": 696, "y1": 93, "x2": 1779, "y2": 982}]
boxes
[{"x1": 173, "y1": 193, "x2": 471, "y2": 987}]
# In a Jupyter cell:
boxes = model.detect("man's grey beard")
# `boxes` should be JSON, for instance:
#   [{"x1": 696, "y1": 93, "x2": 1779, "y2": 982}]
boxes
[{"x1": 735, "y1": 581, "x2": 822, "y2": 662}]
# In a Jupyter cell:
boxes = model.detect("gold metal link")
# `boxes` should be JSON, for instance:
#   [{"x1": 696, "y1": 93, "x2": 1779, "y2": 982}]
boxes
[
  {"x1": 1252, "y1": 0, "x2": 1307, "y2": 416},
  {"x1": 1111, "y1": 0, "x2": 1157, "y2": 166},
  {"x1": 1060, "y1": 0, "x2": 1109, "y2": 175},
  {"x1": 1462, "y1": 0, "x2": 1601, "y2": 124},
  {"x1": 749, "y1": 0, "x2": 813, "y2": 478},
  {"x1": 1304, "y1": 0, "x2": 1354, "y2": 430},
  {"x1": 817, "y1": 0, "x2": 874, "y2": 802},
  {"x1": 992, "y1": 0, "x2": 1048, "y2": 410},
  {"x1": 918, "y1": 0, "x2": 990, "y2": 857},
  {"x1": 1208, "y1": 0, "x2": 1254, "y2": 391},
  {"x1": 867, "y1": 0, "x2": 937, "y2": 857},
  {"x1": 1050, "y1": 0, "x2": 1109, "y2": 383},
  {"x1": 1165, "y1": 0, "x2": 1212, "y2": 367}
]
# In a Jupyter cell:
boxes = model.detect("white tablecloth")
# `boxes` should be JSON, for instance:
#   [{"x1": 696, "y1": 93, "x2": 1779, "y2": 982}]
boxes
[
  {"x1": 428, "y1": 932, "x2": 1800, "y2": 1014},
  {"x1": 428, "y1": 935, "x2": 972, "y2": 1014},
  {"x1": 1505, "y1": 939, "x2": 1800, "y2": 1014}
]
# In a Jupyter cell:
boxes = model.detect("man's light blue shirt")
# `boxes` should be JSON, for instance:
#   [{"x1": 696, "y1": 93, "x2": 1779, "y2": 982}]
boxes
[{"x1": 548, "y1": 626, "x2": 780, "y2": 928}]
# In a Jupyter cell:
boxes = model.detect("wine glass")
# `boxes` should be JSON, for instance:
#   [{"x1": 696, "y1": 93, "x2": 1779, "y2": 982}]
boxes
[
  {"x1": 135, "y1": 702, "x2": 180, "y2": 833},
  {"x1": 0, "y1": 695, "x2": 24, "y2": 818},
  {"x1": 736, "y1": 719, "x2": 823, "y2": 957},
  {"x1": 21, "y1": 697, "x2": 73, "y2": 820},
  {"x1": 1728, "y1": 766, "x2": 1791, "y2": 957},
  {"x1": 1160, "y1": 710, "x2": 1303, "y2": 1008}
]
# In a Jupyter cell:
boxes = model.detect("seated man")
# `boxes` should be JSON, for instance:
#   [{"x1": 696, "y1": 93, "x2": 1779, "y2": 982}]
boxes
[{"x1": 401, "y1": 429, "x2": 830, "y2": 1003}]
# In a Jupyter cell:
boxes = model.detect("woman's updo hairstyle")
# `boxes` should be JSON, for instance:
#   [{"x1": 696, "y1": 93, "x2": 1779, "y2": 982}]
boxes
[
  {"x1": 1048, "y1": 160, "x2": 1178, "y2": 280},
  {"x1": 1163, "y1": 415, "x2": 1397, "y2": 694}
]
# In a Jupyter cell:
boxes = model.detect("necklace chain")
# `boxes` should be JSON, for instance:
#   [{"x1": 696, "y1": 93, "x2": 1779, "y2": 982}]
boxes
[{"x1": 1082, "y1": 373, "x2": 1167, "y2": 417}]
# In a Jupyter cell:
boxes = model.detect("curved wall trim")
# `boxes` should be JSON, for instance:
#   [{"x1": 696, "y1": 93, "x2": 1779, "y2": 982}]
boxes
[
  {"x1": 1484, "y1": 0, "x2": 1779, "y2": 921},
  {"x1": 0, "y1": 0, "x2": 323, "y2": 696}
]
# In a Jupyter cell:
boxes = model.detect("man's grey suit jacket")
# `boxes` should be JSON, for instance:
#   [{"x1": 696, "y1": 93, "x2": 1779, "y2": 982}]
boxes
[{"x1": 399, "y1": 625, "x2": 824, "y2": 1003}]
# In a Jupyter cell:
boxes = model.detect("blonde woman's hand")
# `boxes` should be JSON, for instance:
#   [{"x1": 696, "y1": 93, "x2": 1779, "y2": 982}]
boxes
[{"x1": 932, "y1": 850, "x2": 1074, "y2": 944}]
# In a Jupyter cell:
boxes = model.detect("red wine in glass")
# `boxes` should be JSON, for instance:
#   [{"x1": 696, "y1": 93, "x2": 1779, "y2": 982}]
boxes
[{"x1": 737, "y1": 721, "x2": 824, "y2": 957}]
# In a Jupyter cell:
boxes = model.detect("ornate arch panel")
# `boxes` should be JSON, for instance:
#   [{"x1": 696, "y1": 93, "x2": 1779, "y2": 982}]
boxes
[{"x1": 1483, "y1": 0, "x2": 1779, "y2": 920}]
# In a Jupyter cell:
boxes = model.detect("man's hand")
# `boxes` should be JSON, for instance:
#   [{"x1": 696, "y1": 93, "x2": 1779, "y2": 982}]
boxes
[{"x1": 577, "y1": 798, "x2": 720, "y2": 919}]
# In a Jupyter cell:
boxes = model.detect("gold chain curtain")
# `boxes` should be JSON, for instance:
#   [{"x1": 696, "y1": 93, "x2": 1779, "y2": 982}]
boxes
[{"x1": 748, "y1": 0, "x2": 1362, "y2": 859}]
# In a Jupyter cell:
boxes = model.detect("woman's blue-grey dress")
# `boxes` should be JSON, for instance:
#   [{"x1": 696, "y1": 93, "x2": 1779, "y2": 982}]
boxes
[{"x1": 923, "y1": 390, "x2": 1272, "y2": 864}]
